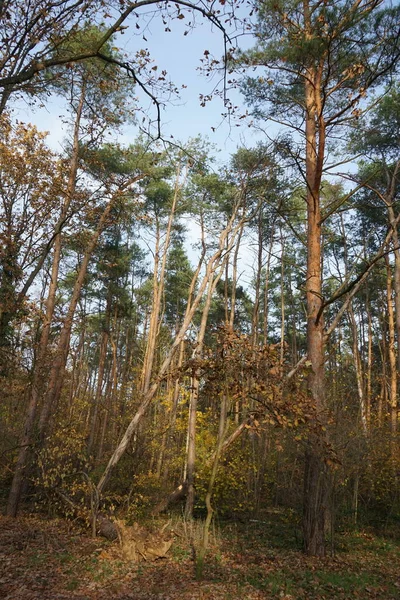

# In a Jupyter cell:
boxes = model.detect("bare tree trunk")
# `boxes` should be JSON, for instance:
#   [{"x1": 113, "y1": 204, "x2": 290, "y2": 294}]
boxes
[
  {"x1": 196, "y1": 390, "x2": 228, "y2": 579},
  {"x1": 386, "y1": 170, "x2": 400, "y2": 373},
  {"x1": 152, "y1": 414, "x2": 257, "y2": 515},
  {"x1": 348, "y1": 304, "x2": 368, "y2": 434},
  {"x1": 6, "y1": 88, "x2": 85, "y2": 517},
  {"x1": 96, "y1": 198, "x2": 247, "y2": 497},
  {"x1": 38, "y1": 187, "x2": 126, "y2": 439},
  {"x1": 251, "y1": 210, "x2": 264, "y2": 347},
  {"x1": 141, "y1": 161, "x2": 185, "y2": 395},
  {"x1": 302, "y1": 45, "x2": 329, "y2": 557},
  {"x1": 366, "y1": 297, "x2": 373, "y2": 428},
  {"x1": 342, "y1": 215, "x2": 368, "y2": 436},
  {"x1": 384, "y1": 254, "x2": 397, "y2": 434},
  {"x1": 229, "y1": 224, "x2": 243, "y2": 329},
  {"x1": 279, "y1": 227, "x2": 285, "y2": 371},
  {"x1": 263, "y1": 235, "x2": 274, "y2": 346},
  {"x1": 157, "y1": 339, "x2": 185, "y2": 480},
  {"x1": 185, "y1": 273, "x2": 222, "y2": 518},
  {"x1": 87, "y1": 324, "x2": 109, "y2": 456}
]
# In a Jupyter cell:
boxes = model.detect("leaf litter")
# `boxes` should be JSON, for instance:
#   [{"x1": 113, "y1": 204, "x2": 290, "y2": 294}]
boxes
[{"x1": 0, "y1": 513, "x2": 399, "y2": 599}]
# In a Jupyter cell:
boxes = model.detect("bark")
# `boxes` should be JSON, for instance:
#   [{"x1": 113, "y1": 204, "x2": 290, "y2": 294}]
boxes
[
  {"x1": 153, "y1": 415, "x2": 254, "y2": 515},
  {"x1": 385, "y1": 165, "x2": 400, "y2": 371},
  {"x1": 263, "y1": 233, "x2": 274, "y2": 346},
  {"x1": 37, "y1": 181, "x2": 134, "y2": 439},
  {"x1": 341, "y1": 214, "x2": 368, "y2": 435},
  {"x1": 279, "y1": 228, "x2": 285, "y2": 371},
  {"x1": 96, "y1": 199, "x2": 247, "y2": 497},
  {"x1": 6, "y1": 88, "x2": 85, "y2": 517},
  {"x1": 156, "y1": 339, "x2": 185, "y2": 480},
  {"x1": 366, "y1": 298, "x2": 372, "y2": 428},
  {"x1": 348, "y1": 304, "x2": 368, "y2": 434},
  {"x1": 141, "y1": 160, "x2": 184, "y2": 394},
  {"x1": 87, "y1": 324, "x2": 109, "y2": 457},
  {"x1": 196, "y1": 389, "x2": 228, "y2": 579},
  {"x1": 302, "y1": 28, "x2": 329, "y2": 556},
  {"x1": 229, "y1": 224, "x2": 243, "y2": 329},
  {"x1": 97, "y1": 332, "x2": 119, "y2": 461},
  {"x1": 384, "y1": 254, "x2": 397, "y2": 434},
  {"x1": 251, "y1": 210, "x2": 264, "y2": 347},
  {"x1": 185, "y1": 273, "x2": 221, "y2": 518}
]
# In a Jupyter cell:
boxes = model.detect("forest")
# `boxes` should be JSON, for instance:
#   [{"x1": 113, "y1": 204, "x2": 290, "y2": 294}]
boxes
[{"x1": 1, "y1": 1, "x2": 400, "y2": 599}]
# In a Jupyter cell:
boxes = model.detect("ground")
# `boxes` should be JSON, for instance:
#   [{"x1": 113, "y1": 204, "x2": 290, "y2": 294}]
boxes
[{"x1": 0, "y1": 511, "x2": 399, "y2": 599}]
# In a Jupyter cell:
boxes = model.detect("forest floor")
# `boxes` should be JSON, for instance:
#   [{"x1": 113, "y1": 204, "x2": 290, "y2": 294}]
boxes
[{"x1": 0, "y1": 509, "x2": 399, "y2": 600}]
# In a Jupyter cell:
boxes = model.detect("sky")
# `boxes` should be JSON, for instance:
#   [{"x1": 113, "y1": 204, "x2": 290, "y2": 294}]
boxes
[
  {"x1": 13, "y1": 4, "x2": 262, "y2": 165},
  {"x1": 9, "y1": 4, "x2": 274, "y2": 296}
]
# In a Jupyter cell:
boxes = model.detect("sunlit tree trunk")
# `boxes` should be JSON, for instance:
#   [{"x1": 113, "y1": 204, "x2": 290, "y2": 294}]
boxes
[
  {"x1": 141, "y1": 161, "x2": 184, "y2": 394},
  {"x1": 384, "y1": 254, "x2": 397, "y2": 434},
  {"x1": 6, "y1": 88, "x2": 85, "y2": 517},
  {"x1": 38, "y1": 187, "x2": 126, "y2": 439},
  {"x1": 96, "y1": 199, "x2": 247, "y2": 497},
  {"x1": 229, "y1": 225, "x2": 243, "y2": 329},
  {"x1": 302, "y1": 38, "x2": 329, "y2": 556}
]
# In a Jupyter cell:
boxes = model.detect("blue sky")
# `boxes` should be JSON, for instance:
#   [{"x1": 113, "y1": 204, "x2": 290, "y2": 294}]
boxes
[
  {"x1": 10, "y1": 5, "x2": 268, "y2": 292},
  {"x1": 12, "y1": 5, "x2": 263, "y2": 165}
]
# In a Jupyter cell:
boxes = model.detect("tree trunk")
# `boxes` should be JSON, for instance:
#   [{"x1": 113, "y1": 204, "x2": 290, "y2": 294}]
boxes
[
  {"x1": 38, "y1": 189, "x2": 123, "y2": 439},
  {"x1": 96, "y1": 199, "x2": 247, "y2": 497},
  {"x1": 302, "y1": 47, "x2": 329, "y2": 556},
  {"x1": 141, "y1": 160, "x2": 184, "y2": 394},
  {"x1": 185, "y1": 274, "x2": 221, "y2": 518},
  {"x1": 348, "y1": 304, "x2": 368, "y2": 434},
  {"x1": 384, "y1": 254, "x2": 397, "y2": 434},
  {"x1": 6, "y1": 88, "x2": 84, "y2": 517},
  {"x1": 87, "y1": 325, "x2": 109, "y2": 456}
]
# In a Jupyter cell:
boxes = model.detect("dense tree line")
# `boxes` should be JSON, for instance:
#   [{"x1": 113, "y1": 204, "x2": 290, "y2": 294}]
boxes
[{"x1": 0, "y1": 0, "x2": 399, "y2": 562}]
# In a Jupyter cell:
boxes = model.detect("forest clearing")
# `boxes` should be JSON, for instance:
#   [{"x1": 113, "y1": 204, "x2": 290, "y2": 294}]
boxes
[
  {"x1": 1, "y1": 1, "x2": 400, "y2": 596},
  {"x1": 1, "y1": 510, "x2": 399, "y2": 599}
]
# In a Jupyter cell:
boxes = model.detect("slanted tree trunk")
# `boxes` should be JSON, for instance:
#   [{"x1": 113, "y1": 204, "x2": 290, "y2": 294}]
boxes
[
  {"x1": 96, "y1": 198, "x2": 247, "y2": 497},
  {"x1": 38, "y1": 181, "x2": 137, "y2": 440},
  {"x1": 6, "y1": 88, "x2": 85, "y2": 517},
  {"x1": 185, "y1": 273, "x2": 221, "y2": 518}
]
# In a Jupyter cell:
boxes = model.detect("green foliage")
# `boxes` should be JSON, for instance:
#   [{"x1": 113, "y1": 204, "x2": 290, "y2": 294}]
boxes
[
  {"x1": 48, "y1": 24, "x2": 133, "y2": 127},
  {"x1": 164, "y1": 240, "x2": 194, "y2": 327},
  {"x1": 241, "y1": 0, "x2": 400, "y2": 128}
]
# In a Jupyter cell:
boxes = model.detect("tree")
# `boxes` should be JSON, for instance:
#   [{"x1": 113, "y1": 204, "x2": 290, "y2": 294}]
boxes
[
  {"x1": 241, "y1": 0, "x2": 400, "y2": 555},
  {"x1": 0, "y1": 117, "x2": 60, "y2": 370},
  {"x1": 5, "y1": 24, "x2": 139, "y2": 514},
  {"x1": 349, "y1": 86, "x2": 400, "y2": 433},
  {"x1": 0, "y1": 0, "x2": 230, "y2": 128}
]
